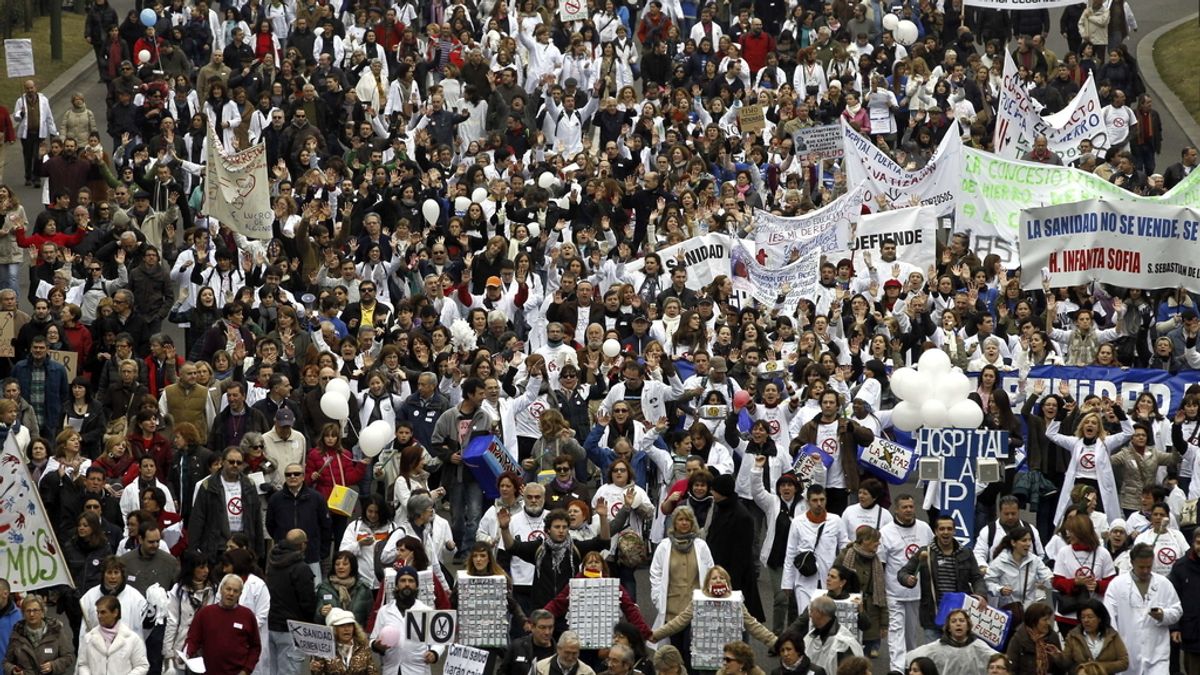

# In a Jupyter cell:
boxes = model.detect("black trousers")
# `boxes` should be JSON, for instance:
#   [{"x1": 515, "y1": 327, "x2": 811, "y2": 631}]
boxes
[{"x1": 20, "y1": 136, "x2": 39, "y2": 181}]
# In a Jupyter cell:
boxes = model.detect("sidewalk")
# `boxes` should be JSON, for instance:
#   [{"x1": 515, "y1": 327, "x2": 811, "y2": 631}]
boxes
[{"x1": 1137, "y1": 12, "x2": 1200, "y2": 148}]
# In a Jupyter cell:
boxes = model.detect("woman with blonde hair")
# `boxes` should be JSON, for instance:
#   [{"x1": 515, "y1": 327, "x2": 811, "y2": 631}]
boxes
[
  {"x1": 649, "y1": 506, "x2": 715, "y2": 634},
  {"x1": 1049, "y1": 399, "x2": 1133, "y2": 525},
  {"x1": 311, "y1": 608, "x2": 380, "y2": 675},
  {"x1": 526, "y1": 409, "x2": 586, "y2": 477},
  {"x1": 651, "y1": 566, "x2": 776, "y2": 649}
]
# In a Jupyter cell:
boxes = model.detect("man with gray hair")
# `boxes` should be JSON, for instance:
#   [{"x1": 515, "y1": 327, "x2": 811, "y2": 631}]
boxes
[
  {"x1": 604, "y1": 644, "x2": 636, "y2": 675},
  {"x1": 803, "y1": 595, "x2": 864, "y2": 674},
  {"x1": 184, "y1": 573, "x2": 262, "y2": 675},
  {"x1": 498, "y1": 609, "x2": 556, "y2": 675},
  {"x1": 399, "y1": 371, "x2": 452, "y2": 449},
  {"x1": 535, "y1": 630, "x2": 595, "y2": 675}
]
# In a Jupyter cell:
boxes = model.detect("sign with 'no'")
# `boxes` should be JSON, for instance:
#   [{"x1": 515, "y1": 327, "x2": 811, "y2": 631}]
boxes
[
  {"x1": 406, "y1": 610, "x2": 458, "y2": 645},
  {"x1": 560, "y1": 0, "x2": 587, "y2": 21}
]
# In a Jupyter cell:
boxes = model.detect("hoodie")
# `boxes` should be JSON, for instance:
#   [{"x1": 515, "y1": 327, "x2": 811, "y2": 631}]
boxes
[{"x1": 265, "y1": 541, "x2": 317, "y2": 630}]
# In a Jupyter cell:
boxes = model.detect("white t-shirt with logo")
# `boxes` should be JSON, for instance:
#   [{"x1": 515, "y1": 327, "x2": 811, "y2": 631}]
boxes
[
  {"x1": 222, "y1": 477, "x2": 244, "y2": 532},
  {"x1": 817, "y1": 422, "x2": 842, "y2": 488}
]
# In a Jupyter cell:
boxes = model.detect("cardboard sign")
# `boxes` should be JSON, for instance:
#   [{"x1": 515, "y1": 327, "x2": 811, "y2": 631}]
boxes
[
  {"x1": 793, "y1": 124, "x2": 844, "y2": 161},
  {"x1": 568, "y1": 578, "x2": 622, "y2": 649},
  {"x1": 0, "y1": 311, "x2": 15, "y2": 358},
  {"x1": 444, "y1": 644, "x2": 490, "y2": 675},
  {"x1": 455, "y1": 573, "x2": 509, "y2": 648},
  {"x1": 559, "y1": 0, "x2": 587, "y2": 21},
  {"x1": 287, "y1": 620, "x2": 335, "y2": 659},
  {"x1": 405, "y1": 609, "x2": 457, "y2": 645},
  {"x1": 48, "y1": 350, "x2": 78, "y2": 381},
  {"x1": 934, "y1": 592, "x2": 1013, "y2": 648},
  {"x1": 858, "y1": 438, "x2": 916, "y2": 485},
  {"x1": 692, "y1": 590, "x2": 745, "y2": 669},
  {"x1": 738, "y1": 105, "x2": 765, "y2": 133}
]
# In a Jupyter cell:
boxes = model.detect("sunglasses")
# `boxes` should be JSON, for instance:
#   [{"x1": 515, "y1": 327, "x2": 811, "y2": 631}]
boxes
[
  {"x1": 225, "y1": 460, "x2": 243, "y2": 466},
  {"x1": 285, "y1": 471, "x2": 303, "y2": 477}
]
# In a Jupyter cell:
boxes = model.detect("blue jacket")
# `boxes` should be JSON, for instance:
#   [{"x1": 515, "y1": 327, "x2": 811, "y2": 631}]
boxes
[
  {"x1": 398, "y1": 391, "x2": 453, "y2": 449},
  {"x1": 12, "y1": 356, "x2": 69, "y2": 432},
  {"x1": 0, "y1": 600, "x2": 21, "y2": 664},
  {"x1": 583, "y1": 424, "x2": 656, "y2": 489}
]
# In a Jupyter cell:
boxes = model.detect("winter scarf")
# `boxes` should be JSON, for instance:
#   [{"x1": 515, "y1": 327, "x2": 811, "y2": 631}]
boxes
[
  {"x1": 329, "y1": 574, "x2": 357, "y2": 607},
  {"x1": 841, "y1": 544, "x2": 887, "y2": 608},
  {"x1": 670, "y1": 530, "x2": 698, "y2": 553}
]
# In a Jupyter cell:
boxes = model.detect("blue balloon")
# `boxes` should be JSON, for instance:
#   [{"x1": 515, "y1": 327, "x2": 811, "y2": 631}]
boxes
[{"x1": 140, "y1": 8, "x2": 157, "y2": 27}]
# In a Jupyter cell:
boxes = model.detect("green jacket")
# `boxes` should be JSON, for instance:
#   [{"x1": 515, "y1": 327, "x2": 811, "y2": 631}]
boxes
[{"x1": 315, "y1": 577, "x2": 376, "y2": 627}]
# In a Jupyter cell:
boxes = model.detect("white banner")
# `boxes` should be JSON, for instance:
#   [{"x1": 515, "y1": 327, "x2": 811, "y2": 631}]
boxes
[
  {"x1": 692, "y1": 591, "x2": 744, "y2": 670},
  {"x1": 751, "y1": 184, "x2": 863, "y2": 267},
  {"x1": 730, "y1": 239, "x2": 820, "y2": 316},
  {"x1": 1018, "y1": 200, "x2": 1200, "y2": 292},
  {"x1": 559, "y1": 0, "x2": 587, "y2": 21},
  {"x1": 793, "y1": 124, "x2": 844, "y2": 162},
  {"x1": 0, "y1": 432, "x2": 73, "y2": 591},
  {"x1": 444, "y1": 644, "x2": 490, "y2": 675},
  {"x1": 287, "y1": 620, "x2": 335, "y2": 659},
  {"x1": 455, "y1": 573, "x2": 508, "y2": 647},
  {"x1": 841, "y1": 119, "x2": 961, "y2": 219},
  {"x1": 965, "y1": 0, "x2": 1083, "y2": 7},
  {"x1": 626, "y1": 234, "x2": 731, "y2": 291},
  {"x1": 847, "y1": 206, "x2": 937, "y2": 270},
  {"x1": 994, "y1": 51, "x2": 1108, "y2": 162},
  {"x1": 959, "y1": 148, "x2": 1200, "y2": 265},
  {"x1": 204, "y1": 127, "x2": 272, "y2": 239}
]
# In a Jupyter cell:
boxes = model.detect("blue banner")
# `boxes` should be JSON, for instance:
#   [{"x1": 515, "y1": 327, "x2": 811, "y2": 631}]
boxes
[
  {"x1": 916, "y1": 429, "x2": 1010, "y2": 546},
  {"x1": 983, "y1": 365, "x2": 1200, "y2": 416},
  {"x1": 933, "y1": 592, "x2": 1013, "y2": 648},
  {"x1": 857, "y1": 437, "x2": 917, "y2": 485}
]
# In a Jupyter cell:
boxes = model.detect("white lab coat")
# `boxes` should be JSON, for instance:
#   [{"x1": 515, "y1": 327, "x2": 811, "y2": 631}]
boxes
[
  {"x1": 749, "y1": 465, "x2": 812, "y2": 567},
  {"x1": 239, "y1": 573, "x2": 271, "y2": 675},
  {"x1": 648, "y1": 537, "x2": 713, "y2": 630},
  {"x1": 1104, "y1": 571, "x2": 1182, "y2": 675},
  {"x1": 371, "y1": 600, "x2": 446, "y2": 675},
  {"x1": 13, "y1": 93, "x2": 57, "y2": 139},
  {"x1": 1050, "y1": 419, "x2": 1134, "y2": 525},
  {"x1": 783, "y1": 513, "x2": 849, "y2": 612},
  {"x1": 77, "y1": 622, "x2": 150, "y2": 675},
  {"x1": 80, "y1": 584, "x2": 150, "y2": 639},
  {"x1": 119, "y1": 477, "x2": 178, "y2": 520}
]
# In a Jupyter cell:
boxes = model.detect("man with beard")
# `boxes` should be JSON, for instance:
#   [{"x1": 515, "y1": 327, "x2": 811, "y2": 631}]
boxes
[
  {"x1": 499, "y1": 507, "x2": 611, "y2": 610},
  {"x1": 371, "y1": 566, "x2": 445, "y2": 675},
  {"x1": 879, "y1": 494, "x2": 934, "y2": 674},
  {"x1": 265, "y1": 529, "x2": 318, "y2": 675},
  {"x1": 40, "y1": 137, "x2": 102, "y2": 203},
  {"x1": 706, "y1": 472, "x2": 764, "y2": 620},
  {"x1": 185, "y1": 574, "x2": 262, "y2": 675},
  {"x1": 783, "y1": 485, "x2": 849, "y2": 618},
  {"x1": 498, "y1": 482, "x2": 550, "y2": 610}
]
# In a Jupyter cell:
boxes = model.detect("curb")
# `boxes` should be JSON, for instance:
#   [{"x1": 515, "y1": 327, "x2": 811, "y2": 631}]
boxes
[
  {"x1": 1137, "y1": 12, "x2": 1200, "y2": 149},
  {"x1": 41, "y1": 46, "x2": 97, "y2": 105}
]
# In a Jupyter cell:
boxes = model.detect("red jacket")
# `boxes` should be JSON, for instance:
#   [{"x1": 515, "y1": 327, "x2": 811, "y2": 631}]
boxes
[
  {"x1": 738, "y1": 32, "x2": 776, "y2": 73},
  {"x1": 15, "y1": 227, "x2": 87, "y2": 259},
  {"x1": 144, "y1": 354, "x2": 182, "y2": 397},
  {"x1": 305, "y1": 447, "x2": 367, "y2": 499},
  {"x1": 126, "y1": 432, "x2": 173, "y2": 482},
  {"x1": 63, "y1": 323, "x2": 93, "y2": 367},
  {"x1": 544, "y1": 573, "x2": 653, "y2": 639},
  {"x1": 0, "y1": 106, "x2": 15, "y2": 144}
]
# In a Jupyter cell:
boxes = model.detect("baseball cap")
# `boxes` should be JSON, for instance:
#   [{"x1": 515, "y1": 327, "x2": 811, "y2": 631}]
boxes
[
  {"x1": 709, "y1": 356, "x2": 728, "y2": 373},
  {"x1": 486, "y1": 276, "x2": 502, "y2": 288},
  {"x1": 275, "y1": 407, "x2": 296, "y2": 427}
]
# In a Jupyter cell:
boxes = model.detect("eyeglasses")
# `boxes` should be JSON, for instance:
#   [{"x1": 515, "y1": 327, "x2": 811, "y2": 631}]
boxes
[
  {"x1": 723, "y1": 658, "x2": 736, "y2": 664},
  {"x1": 613, "y1": 408, "x2": 629, "y2": 414},
  {"x1": 225, "y1": 459, "x2": 243, "y2": 466},
  {"x1": 560, "y1": 372, "x2": 577, "y2": 379},
  {"x1": 555, "y1": 466, "x2": 572, "y2": 473},
  {"x1": 251, "y1": 444, "x2": 264, "y2": 449},
  {"x1": 285, "y1": 471, "x2": 303, "y2": 477}
]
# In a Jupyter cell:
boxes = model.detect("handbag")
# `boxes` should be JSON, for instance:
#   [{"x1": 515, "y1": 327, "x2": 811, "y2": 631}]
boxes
[
  {"x1": 1002, "y1": 563, "x2": 1030, "y2": 626},
  {"x1": 326, "y1": 453, "x2": 359, "y2": 516},
  {"x1": 793, "y1": 523, "x2": 826, "y2": 576}
]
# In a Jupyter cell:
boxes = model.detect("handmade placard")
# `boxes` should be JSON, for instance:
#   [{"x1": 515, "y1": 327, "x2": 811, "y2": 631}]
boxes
[
  {"x1": 456, "y1": 573, "x2": 509, "y2": 647},
  {"x1": 568, "y1": 577, "x2": 621, "y2": 649},
  {"x1": 691, "y1": 590, "x2": 744, "y2": 670}
]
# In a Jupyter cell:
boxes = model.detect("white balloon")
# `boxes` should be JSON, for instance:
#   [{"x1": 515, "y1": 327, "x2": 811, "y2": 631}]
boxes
[
  {"x1": 454, "y1": 196, "x2": 471, "y2": 213},
  {"x1": 138, "y1": 49, "x2": 151, "y2": 64},
  {"x1": 359, "y1": 420, "x2": 394, "y2": 457},
  {"x1": 320, "y1": 391, "x2": 350, "y2": 421},
  {"x1": 324, "y1": 377, "x2": 352, "y2": 402},
  {"x1": 918, "y1": 348, "x2": 952, "y2": 375},
  {"x1": 947, "y1": 400, "x2": 985, "y2": 428},
  {"x1": 471, "y1": 187, "x2": 488, "y2": 203},
  {"x1": 921, "y1": 399, "x2": 949, "y2": 428},
  {"x1": 890, "y1": 367, "x2": 920, "y2": 401},
  {"x1": 892, "y1": 401, "x2": 923, "y2": 432},
  {"x1": 602, "y1": 339, "x2": 621, "y2": 358},
  {"x1": 882, "y1": 12, "x2": 899, "y2": 30},
  {"x1": 421, "y1": 199, "x2": 440, "y2": 226},
  {"x1": 895, "y1": 19, "x2": 919, "y2": 45},
  {"x1": 935, "y1": 370, "x2": 972, "y2": 404},
  {"x1": 537, "y1": 172, "x2": 559, "y2": 190}
]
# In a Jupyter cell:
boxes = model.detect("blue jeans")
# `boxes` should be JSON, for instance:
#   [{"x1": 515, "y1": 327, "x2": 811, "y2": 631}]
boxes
[
  {"x1": 447, "y1": 478, "x2": 483, "y2": 550},
  {"x1": 0, "y1": 263, "x2": 19, "y2": 294},
  {"x1": 270, "y1": 630, "x2": 305, "y2": 675}
]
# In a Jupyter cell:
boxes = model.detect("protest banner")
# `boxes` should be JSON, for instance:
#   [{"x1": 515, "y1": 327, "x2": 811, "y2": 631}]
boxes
[
  {"x1": 738, "y1": 104, "x2": 765, "y2": 133},
  {"x1": 444, "y1": 644, "x2": 491, "y2": 675},
  {"x1": 964, "y1": 0, "x2": 1083, "y2": 7},
  {"x1": 624, "y1": 234, "x2": 731, "y2": 291},
  {"x1": 558, "y1": 0, "x2": 587, "y2": 21},
  {"x1": 48, "y1": 350, "x2": 78, "y2": 381},
  {"x1": 994, "y1": 52, "x2": 1107, "y2": 162},
  {"x1": 455, "y1": 573, "x2": 509, "y2": 647},
  {"x1": 916, "y1": 429, "x2": 1010, "y2": 545},
  {"x1": 791, "y1": 444, "x2": 832, "y2": 487},
  {"x1": 569, "y1": 578, "x2": 622, "y2": 648},
  {"x1": 1018, "y1": 200, "x2": 1200, "y2": 293},
  {"x1": 934, "y1": 593, "x2": 1013, "y2": 648},
  {"x1": 0, "y1": 431, "x2": 73, "y2": 591},
  {"x1": 730, "y1": 239, "x2": 820, "y2": 315},
  {"x1": 969, "y1": 365, "x2": 1200, "y2": 417},
  {"x1": 287, "y1": 620, "x2": 335, "y2": 659},
  {"x1": 750, "y1": 183, "x2": 864, "y2": 267},
  {"x1": 858, "y1": 437, "x2": 917, "y2": 485},
  {"x1": 692, "y1": 590, "x2": 745, "y2": 670},
  {"x1": 204, "y1": 127, "x2": 272, "y2": 239},
  {"x1": 845, "y1": 206, "x2": 937, "y2": 270},
  {"x1": 840, "y1": 119, "x2": 961, "y2": 219},
  {"x1": 793, "y1": 124, "x2": 844, "y2": 161},
  {"x1": 958, "y1": 147, "x2": 1200, "y2": 264},
  {"x1": 4, "y1": 40, "x2": 34, "y2": 78},
  {"x1": 405, "y1": 609, "x2": 457, "y2": 645}
]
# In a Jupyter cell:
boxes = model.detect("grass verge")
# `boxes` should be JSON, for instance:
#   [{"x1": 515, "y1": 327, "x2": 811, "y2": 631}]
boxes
[
  {"x1": 0, "y1": 12, "x2": 90, "y2": 109},
  {"x1": 1152, "y1": 19, "x2": 1200, "y2": 126}
]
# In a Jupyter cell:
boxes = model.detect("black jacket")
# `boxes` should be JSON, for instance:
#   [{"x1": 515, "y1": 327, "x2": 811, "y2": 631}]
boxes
[
  {"x1": 266, "y1": 486, "x2": 332, "y2": 564},
  {"x1": 189, "y1": 473, "x2": 263, "y2": 560},
  {"x1": 1170, "y1": 551, "x2": 1200, "y2": 651},
  {"x1": 898, "y1": 540, "x2": 986, "y2": 628},
  {"x1": 707, "y1": 497, "x2": 763, "y2": 620},
  {"x1": 497, "y1": 634, "x2": 556, "y2": 675},
  {"x1": 769, "y1": 657, "x2": 826, "y2": 675},
  {"x1": 265, "y1": 541, "x2": 318, "y2": 630},
  {"x1": 507, "y1": 536, "x2": 610, "y2": 609}
]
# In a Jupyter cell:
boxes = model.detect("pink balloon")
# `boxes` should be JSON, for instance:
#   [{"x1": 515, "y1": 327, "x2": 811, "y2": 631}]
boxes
[
  {"x1": 378, "y1": 626, "x2": 400, "y2": 648},
  {"x1": 733, "y1": 390, "x2": 751, "y2": 411}
]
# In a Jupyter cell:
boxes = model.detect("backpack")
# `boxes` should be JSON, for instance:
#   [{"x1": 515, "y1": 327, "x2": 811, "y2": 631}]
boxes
[{"x1": 614, "y1": 528, "x2": 648, "y2": 568}]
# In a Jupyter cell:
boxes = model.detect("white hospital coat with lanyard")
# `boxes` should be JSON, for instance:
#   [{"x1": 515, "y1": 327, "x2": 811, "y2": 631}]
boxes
[{"x1": 500, "y1": 507, "x2": 549, "y2": 586}]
